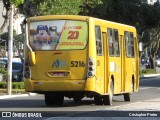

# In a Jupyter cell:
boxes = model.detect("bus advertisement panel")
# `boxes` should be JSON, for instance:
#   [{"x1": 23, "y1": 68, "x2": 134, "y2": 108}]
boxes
[{"x1": 30, "y1": 20, "x2": 88, "y2": 51}]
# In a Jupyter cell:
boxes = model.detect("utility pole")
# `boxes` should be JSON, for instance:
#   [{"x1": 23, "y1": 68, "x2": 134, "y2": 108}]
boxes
[{"x1": 7, "y1": 4, "x2": 14, "y2": 95}]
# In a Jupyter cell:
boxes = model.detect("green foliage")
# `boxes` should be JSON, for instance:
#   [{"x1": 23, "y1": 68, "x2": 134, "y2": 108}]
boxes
[
  {"x1": 0, "y1": 82, "x2": 24, "y2": 89},
  {"x1": 79, "y1": 0, "x2": 103, "y2": 16},
  {"x1": 0, "y1": 82, "x2": 7, "y2": 89},
  {"x1": 141, "y1": 3, "x2": 160, "y2": 28},
  {"x1": 103, "y1": 0, "x2": 144, "y2": 26},
  {"x1": 140, "y1": 69, "x2": 156, "y2": 75},
  {"x1": 22, "y1": 0, "x2": 83, "y2": 16},
  {"x1": 39, "y1": 0, "x2": 83, "y2": 15},
  {"x1": 0, "y1": 30, "x2": 23, "y2": 47},
  {"x1": 0, "y1": 68, "x2": 7, "y2": 81},
  {"x1": 9, "y1": 0, "x2": 24, "y2": 7},
  {"x1": 18, "y1": 82, "x2": 25, "y2": 89}
]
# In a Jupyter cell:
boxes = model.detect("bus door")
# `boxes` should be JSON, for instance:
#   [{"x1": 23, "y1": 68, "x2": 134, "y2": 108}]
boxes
[
  {"x1": 102, "y1": 32, "x2": 108, "y2": 94},
  {"x1": 120, "y1": 35, "x2": 125, "y2": 92},
  {"x1": 123, "y1": 32, "x2": 135, "y2": 92},
  {"x1": 95, "y1": 26, "x2": 105, "y2": 94},
  {"x1": 135, "y1": 37, "x2": 139, "y2": 91},
  {"x1": 108, "y1": 29, "x2": 122, "y2": 94},
  {"x1": 112, "y1": 29, "x2": 121, "y2": 94}
]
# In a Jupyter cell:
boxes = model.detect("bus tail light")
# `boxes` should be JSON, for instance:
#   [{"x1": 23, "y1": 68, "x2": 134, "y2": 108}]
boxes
[
  {"x1": 24, "y1": 57, "x2": 30, "y2": 78},
  {"x1": 87, "y1": 57, "x2": 95, "y2": 77}
]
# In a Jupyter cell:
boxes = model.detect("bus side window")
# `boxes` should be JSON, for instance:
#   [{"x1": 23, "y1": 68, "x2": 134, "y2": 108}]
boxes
[
  {"x1": 95, "y1": 26, "x2": 103, "y2": 56},
  {"x1": 125, "y1": 31, "x2": 131, "y2": 57},
  {"x1": 125, "y1": 31, "x2": 135, "y2": 57},
  {"x1": 130, "y1": 33, "x2": 135, "y2": 57},
  {"x1": 108, "y1": 28, "x2": 114, "y2": 56},
  {"x1": 114, "y1": 29, "x2": 120, "y2": 56}
]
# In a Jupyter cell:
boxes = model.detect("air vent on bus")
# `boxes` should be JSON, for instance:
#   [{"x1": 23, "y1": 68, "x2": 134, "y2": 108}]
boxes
[{"x1": 87, "y1": 57, "x2": 95, "y2": 77}]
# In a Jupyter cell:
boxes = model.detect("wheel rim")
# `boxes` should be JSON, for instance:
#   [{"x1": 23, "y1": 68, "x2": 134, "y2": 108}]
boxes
[
  {"x1": 110, "y1": 83, "x2": 113, "y2": 104},
  {"x1": 131, "y1": 81, "x2": 134, "y2": 94}
]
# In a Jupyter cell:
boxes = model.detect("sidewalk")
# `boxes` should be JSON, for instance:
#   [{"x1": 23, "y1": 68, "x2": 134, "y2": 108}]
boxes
[
  {"x1": 0, "y1": 92, "x2": 36, "y2": 99},
  {"x1": 107, "y1": 98, "x2": 160, "y2": 111}
]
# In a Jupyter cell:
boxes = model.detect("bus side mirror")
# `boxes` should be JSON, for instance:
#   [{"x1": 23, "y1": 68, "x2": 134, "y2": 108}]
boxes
[
  {"x1": 139, "y1": 42, "x2": 143, "y2": 52},
  {"x1": 28, "y1": 51, "x2": 36, "y2": 66}
]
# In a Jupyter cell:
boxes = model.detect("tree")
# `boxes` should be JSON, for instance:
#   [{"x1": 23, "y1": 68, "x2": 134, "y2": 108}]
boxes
[
  {"x1": 0, "y1": 30, "x2": 23, "y2": 60},
  {"x1": 1, "y1": 0, "x2": 159, "y2": 69},
  {"x1": 0, "y1": 30, "x2": 22, "y2": 47},
  {"x1": 79, "y1": 0, "x2": 103, "y2": 17},
  {"x1": 140, "y1": 2, "x2": 160, "y2": 68},
  {"x1": 22, "y1": 0, "x2": 83, "y2": 17},
  {"x1": 99, "y1": 0, "x2": 160, "y2": 69},
  {"x1": 22, "y1": 0, "x2": 105, "y2": 17},
  {"x1": 0, "y1": 0, "x2": 24, "y2": 33},
  {"x1": 102, "y1": 0, "x2": 147, "y2": 25}
]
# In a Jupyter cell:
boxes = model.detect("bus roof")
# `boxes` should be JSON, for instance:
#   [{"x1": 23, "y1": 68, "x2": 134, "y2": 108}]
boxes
[
  {"x1": 28, "y1": 15, "x2": 136, "y2": 30},
  {"x1": 92, "y1": 17, "x2": 136, "y2": 29}
]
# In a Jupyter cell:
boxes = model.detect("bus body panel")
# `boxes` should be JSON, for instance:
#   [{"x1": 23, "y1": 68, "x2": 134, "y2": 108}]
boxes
[
  {"x1": 24, "y1": 15, "x2": 139, "y2": 104},
  {"x1": 30, "y1": 50, "x2": 88, "y2": 80},
  {"x1": 25, "y1": 79, "x2": 86, "y2": 92}
]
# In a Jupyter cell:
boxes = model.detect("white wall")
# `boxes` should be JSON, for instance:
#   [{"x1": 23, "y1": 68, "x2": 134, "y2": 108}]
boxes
[
  {"x1": 14, "y1": 14, "x2": 25, "y2": 34},
  {"x1": 0, "y1": 0, "x2": 25, "y2": 34},
  {"x1": 0, "y1": 0, "x2": 7, "y2": 32}
]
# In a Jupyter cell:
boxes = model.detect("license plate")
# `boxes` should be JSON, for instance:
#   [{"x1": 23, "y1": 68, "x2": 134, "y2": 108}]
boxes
[{"x1": 53, "y1": 72, "x2": 65, "y2": 77}]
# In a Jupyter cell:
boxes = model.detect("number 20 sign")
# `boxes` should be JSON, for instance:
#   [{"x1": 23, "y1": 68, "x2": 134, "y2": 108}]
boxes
[{"x1": 67, "y1": 31, "x2": 79, "y2": 39}]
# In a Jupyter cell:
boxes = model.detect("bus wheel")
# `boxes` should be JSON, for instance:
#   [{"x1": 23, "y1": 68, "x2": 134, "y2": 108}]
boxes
[
  {"x1": 124, "y1": 81, "x2": 133, "y2": 101},
  {"x1": 73, "y1": 98, "x2": 82, "y2": 102},
  {"x1": 45, "y1": 94, "x2": 56, "y2": 106},
  {"x1": 54, "y1": 93, "x2": 64, "y2": 105},
  {"x1": 103, "y1": 81, "x2": 113, "y2": 105},
  {"x1": 94, "y1": 95, "x2": 103, "y2": 105}
]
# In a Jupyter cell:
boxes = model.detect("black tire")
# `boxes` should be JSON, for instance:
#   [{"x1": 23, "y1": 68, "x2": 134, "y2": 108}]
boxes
[
  {"x1": 103, "y1": 81, "x2": 113, "y2": 105},
  {"x1": 45, "y1": 93, "x2": 64, "y2": 106},
  {"x1": 73, "y1": 98, "x2": 82, "y2": 102},
  {"x1": 45, "y1": 94, "x2": 55, "y2": 106},
  {"x1": 124, "y1": 81, "x2": 134, "y2": 102},
  {"x1": 124, "y1": 93, "x2": 131, "y2": 101},
  {"x1": 55, "y1": 94, "x2": 64, "y2": 105},
  {"x1": 94, "y1": 95, "x2": 103, "y2": 105}
]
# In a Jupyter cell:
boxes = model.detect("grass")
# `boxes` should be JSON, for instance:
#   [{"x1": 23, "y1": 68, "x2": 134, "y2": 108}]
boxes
[
  {"x1": 140, "y1": 69, "x2": 157, "y2": 75},
  {"x1": 0, "y1": 89, "x2": 25, "y2": 95}
]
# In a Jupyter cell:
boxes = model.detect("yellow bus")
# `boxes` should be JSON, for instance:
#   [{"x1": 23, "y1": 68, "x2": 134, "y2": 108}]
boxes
[{"x1": 24, "y1": 15, "x2": 139, "y2": 106}]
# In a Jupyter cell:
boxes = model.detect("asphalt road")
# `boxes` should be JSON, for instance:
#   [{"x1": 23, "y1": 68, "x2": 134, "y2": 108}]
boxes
[{"x1": 0, "y1": 77, "x2": 160, "y2": 118}]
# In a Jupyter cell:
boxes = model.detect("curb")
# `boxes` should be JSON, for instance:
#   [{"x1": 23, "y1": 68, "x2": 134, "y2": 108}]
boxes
[
  {"x1": 140, "y1": 74, "x2": 160, "y2": 79},
  {"x1": 0, "y1": 93, "x2": 37, "y2": 99}
]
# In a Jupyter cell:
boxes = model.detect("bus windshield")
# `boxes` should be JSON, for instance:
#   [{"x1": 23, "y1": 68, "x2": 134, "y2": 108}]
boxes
[{"x1": 29, "y1": 20, "x2": 88, "y2": 51}]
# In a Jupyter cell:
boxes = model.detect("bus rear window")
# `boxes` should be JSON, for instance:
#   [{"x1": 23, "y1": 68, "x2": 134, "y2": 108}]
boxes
[{"x1": 29, "y1": 20, "x2": 88, "y2": 50}]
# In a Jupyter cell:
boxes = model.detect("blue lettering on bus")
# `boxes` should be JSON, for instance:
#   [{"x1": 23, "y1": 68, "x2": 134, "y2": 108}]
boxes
[{"x1": 52, "y1": 59, "x2": 66, "y2": 68}]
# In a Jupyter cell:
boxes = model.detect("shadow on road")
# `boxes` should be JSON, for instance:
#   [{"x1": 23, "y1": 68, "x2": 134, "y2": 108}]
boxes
[
  {"x1": 0, "y1": 98, "x2": 96, "y2": 108},
  {"x1": 140, "y1": 77, "x2": 160, "y2": 87}
]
